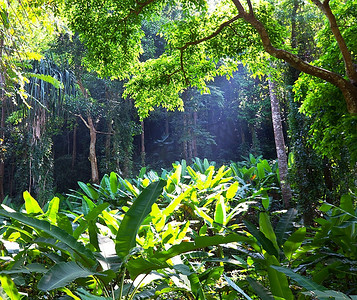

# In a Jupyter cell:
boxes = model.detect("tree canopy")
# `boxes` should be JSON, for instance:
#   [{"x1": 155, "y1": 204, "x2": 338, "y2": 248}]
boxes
[{"x1": 64, "y1": 0, "x2": 357, "y2": 116}]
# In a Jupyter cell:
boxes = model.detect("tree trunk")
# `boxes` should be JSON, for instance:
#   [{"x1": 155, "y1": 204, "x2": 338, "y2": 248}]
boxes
[
  {"x1": 268, "y1": 78, "x2": 292, "y2": 208},
  {"x1": 77, "y1": 77, "x2": 100, "y2": 184},
  {"x1": 88, "y1": 116, "x2": 99, "y2": 184},
  {"x1": 229, "y1": 0, "x2": 357, "y2": 114},
  {"x1": 140, "y1": 121, "x2": 145, "y2": 166},
  {"x1": 105, "y1": 120, "x2": 113, "y2": 170}
]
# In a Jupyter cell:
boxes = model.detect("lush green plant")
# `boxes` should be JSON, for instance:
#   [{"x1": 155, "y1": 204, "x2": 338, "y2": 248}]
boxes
[{"x1": 0, "y1": 160, "x2": 257, "y2": 299}]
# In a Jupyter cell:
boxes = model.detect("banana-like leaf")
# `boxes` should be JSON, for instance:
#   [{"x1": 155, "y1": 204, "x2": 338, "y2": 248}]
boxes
[
  {"x1": 259, "y1": 212, "x2": 279, "y2": 252},
  {"x1": 127, "y1": 234, "x2": 247, "y2": 279},
  {"x1": 244, "y1": 220, "x2": 279, "y2": 258},
  {"x1": 265, "y1": 255, "x2": 294, "y2": 300},
  {"x1": 45, "y1": 197, "x2": 60, "y2": 224},
  {"x1": 0, "y1": 274, "x2": 21, "y2": 300},
  {"x1": 78, "y1": 182, "x2": 99, "y2": 201},
  {"x1": 0, "y1": 210, "x2": 96, "y2": 267},
  {"x1": 283, "y1": 227, "x2": 306, "y2": 260},
  {"x1": 275, "y1": 209, "x2": 298, "y2": 246},
  {"x1": 109, "y1": 172, "x2": 118, "y2": 195},
  {"x1": 115, "y1": 180, "x2": 166, "y2": 259},
  {"x1": 224, "y1": 274, "x2": 252, "y2": 300},
  {"x1": 246, "y1": 278, "x2": 275, "y2": 300},
  {"x1": 23, "y1": 191, "x2": 43, "y2": 215},
  {"x1": 37, "y1": 261, "x2": 94, "y2": 291},
  {"x1": 271, "y1": 266, "x2": 327, "y2": 292}
]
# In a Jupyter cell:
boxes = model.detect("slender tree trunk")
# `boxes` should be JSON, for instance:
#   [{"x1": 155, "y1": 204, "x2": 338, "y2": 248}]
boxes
[
  {"x1": 88, "y1": 116, "x2": 99, "y2": 184},
  {"x1": 268, "y1": 78, "x2": 292, "y2": 208},
  {"x1": 72, "y1": 121, "x2": 77, "y2": 168},
  {"x1": 105, "y1": 120, "x2": 112, "y2": 170},
  {"x1": 77, "y1": 77, "x2": 100, "y2": 184},
  {"x1": 140, "y1": 121, "x2": 145, "y2": 166}
]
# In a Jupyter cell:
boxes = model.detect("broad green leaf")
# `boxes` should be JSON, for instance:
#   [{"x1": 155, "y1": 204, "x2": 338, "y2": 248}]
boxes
[
  {"x1": 195, "y1": 207, "x2": 214, "y2": 226},
  {"x1": 45, "y1": 197, "x2": 60, "y2": 224},
  {"x1": 340, "y1": 194, "x2": 354, "y2": 214},
  {"x1": 59, "y1": 287, "x2": 81, "y2": 300},
  {"x1": 214, "y1": 196, "x2": 226, "y2": 228},
  {"x1": 123, "y1": 179, "x2": 139, "y2": 197},
  {"x1": 78, "y1": 182, "x2": 99, "y2": 201},
  {"x1": 211, "y1": 166, "x2": 231, "y2": 188},
  {"x1": 0, "y1": 210, "x2": 96, "y2": 267},
  {"x1": 203, "y1": 166, "x2": 214, "y2": 189},
  {"x1": 199, "y1": 223, "x2": 207, "y2": 236},
  {"x1": 246, "y1": 278, "x2": 275, "y2": 300},
  {"x1": 101, "y1": 210, "x2": 119, "y2": 235},
  {"x1": 224, "y1": 274, "x2": 252, "y2": 300},
  {"x1": 257, "y1": 162, "x2": 265, "y2": 180},
  {"x1": 244, "y1": 220, "x2": 279, "y2": 257},
  {"x1": 163, "y1": 188, "x2": 193, "y2": 216},
  {"x1": 262, "y1": 197, "x2": 270, "y2": 210},
  {"x1": 275, "y1": 209, "x2": 297, "y2": 246},
  {"x1": 319, "y1": 202, "x2": 333, "y2": 212},
  {"x1": 259, "y1": 212, "x2": 279, "y2": 251},
  {"x1": 109, "y1": 172, "x2": 118, "y2": 195},
  {"x1": 127, "y1": 234, "x2": 247, "y2": 279},
  {"x1": 0, "y1": 275, "x2": 21, "y2": 300},
  {"x1": 260, "y1": 160, "x2": 272, "y2": 173},
  {"x1": 265, "y1": 255, "x2": 294, "y2": 300},
  {"x1": 76, "y1": 288, "x2": 112, "y2": 299},
  {"x1": 170, "y1": 164, "x2": 182, "y2": 185},
  {"x1": 189, "y1": 272, "x2": 206, "y2": 299},
  {"x1": 88, "y1": 221, "x2": 99, "y2": 251},
  {"x1": 38, "y1": 262, "x2": 94, "y2": 291},
  {"x1": 226, "y1": 182, "x2": 239, "y2": 199},
  {"x1": 85, "y1": 203, "x2": 110, "y2": 221},
  {"x1": 23, "y1": 191, "x2": 43, "y2": 214},
  {"x1": 271, "y1": 266, "x2": 327, "y2": 292},
  {"x1": 304, "y1": 290, "x2": 351, "y2": 300},
  {"x1": 27, "y1": 73, "x2": 63, "y2": 89},
  {"x1": 283, "y1": 227, "x2": 306, "y2": 260},
  {"x1": 115, "y1": 180, "x2": 166, "y2": 259}
]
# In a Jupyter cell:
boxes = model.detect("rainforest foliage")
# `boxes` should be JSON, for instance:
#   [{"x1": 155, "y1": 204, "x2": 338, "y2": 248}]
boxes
[{"x1": 0, "y1": 0, "x2": 356, "y2": 299}]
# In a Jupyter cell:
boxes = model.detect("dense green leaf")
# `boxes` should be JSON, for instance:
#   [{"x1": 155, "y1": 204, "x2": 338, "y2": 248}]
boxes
[
  {"x1": 283, "y1": 227, "x2": 306, "y2": 260},
  {"x1": 246, "y1": 278, "x2": 275, "y2": 300},
  {"x1": 115, "y1": 180, "x2": 166, "y2": 259},
  {"x1": 224, "y1": 274, "x2": 252, "y2": 300},
  {"x1": 0, "y1": 275, "x2": 21, "y2": 300},
  {"x1": 271, "y1": 266, "x2": 327, "y2": 292},
  {"x1": 23, "y1": 191, "x2": 43, "y2": 215},
  {"x1": 244, "y1": 220, "x2": 279, "y2": 257},
  {"x1": 275, "y1": 209, "x2": 297, "y2": 246},
  {"x1": 0, "y1": 210, "x2": 96, "y2": 267},
  {"x1": 38, "y1": 262, "x2": 95, "y2": 291},
  {"x1": 265, "y1": 255, "x2": 294, "y2": 300}
]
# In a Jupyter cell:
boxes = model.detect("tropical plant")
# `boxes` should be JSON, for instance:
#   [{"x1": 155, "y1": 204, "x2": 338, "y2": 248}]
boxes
[{"x1": 0, "y1": 162, "x2": 254, "y2": 299}]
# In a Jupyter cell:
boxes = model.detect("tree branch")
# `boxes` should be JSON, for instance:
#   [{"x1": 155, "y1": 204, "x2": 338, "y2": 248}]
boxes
[
  {"x1": 311, "y1": 0, "x2": 357, "y2": 85},
  {"x1": 76, "y1": 113, "x2": 90, "y2": 129},
  {"x1": 178, "y1": 15, "x2": 242, "y2": 51}
]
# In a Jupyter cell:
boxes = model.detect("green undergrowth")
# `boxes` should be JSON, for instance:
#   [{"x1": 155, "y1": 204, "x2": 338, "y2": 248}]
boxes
[{"x1": 0, "y1": 157, "x2": 356, "y2": 299}]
